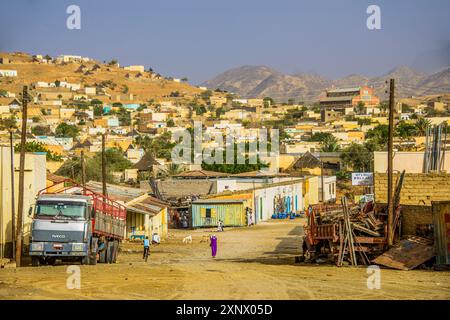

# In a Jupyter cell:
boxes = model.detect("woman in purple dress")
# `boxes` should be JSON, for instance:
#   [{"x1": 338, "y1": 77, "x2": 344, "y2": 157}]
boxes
[{"x1": 210, "y1": 234, "x2": 217, "y2": 258}]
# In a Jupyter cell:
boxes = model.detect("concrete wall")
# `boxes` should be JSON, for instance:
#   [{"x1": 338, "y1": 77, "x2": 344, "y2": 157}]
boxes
[
  {"x1": 374, "y1": 173, "x2": 450, "y2": 206},
  {"x1": 318, "y1": 176, "x2": 337, "y2": 202},
  {"x1": 374, "y1": 151, "x2": 450, "y2": 173},
  {"x1": 0, "y1": 147, "x2": 47, "y2": 258}
]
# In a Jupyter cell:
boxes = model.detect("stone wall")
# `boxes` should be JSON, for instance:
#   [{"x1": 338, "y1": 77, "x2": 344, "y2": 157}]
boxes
[{"x1": 374, "y1": 173, "x2": 450, "y2": 206}]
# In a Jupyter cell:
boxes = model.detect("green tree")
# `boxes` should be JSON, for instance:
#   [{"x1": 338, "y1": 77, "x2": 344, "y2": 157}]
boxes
[
  {"x1": 93, "y1": 104, "x2": 104, "y2": 117},
  {"x1": 355, "y1": 101, "x2": 365, "y2": 115},
  {"x1": 135, "y1": 132, "x2": 175, "y2": 160},
  {"x1": 263, "y1": 97, "x2": 274, "y2": 108},
  {"x1": 14, "y1": 141, "x2": 63, "y2": 161},
  {"x1": 365, "y1": 124, "x2": 389, "y2": 148},
  {"x1": 310, "y1": 132, "x2": 333, "y2": 142},
  {"x1": 55, "y1": 123, "x2": 80, "y2": 139},
  {"x1": 415, "y1": 117, "x2": 431, "y2": 136},
  {"x1": 0, "y1": 115, "x2": 18, "y2": 133},
  {"x1": 115, "y1": 107, "x2": 131, "y2": 126},
  {"x1": 200, "y1": 90, "x2": 213, "y2": 103},
  {"x1": 166, "y1": 118, "x2": 175, "y2": 127},
  {"x1": 160, "y1": 163, "x2": 184, "y2": 178},
  {"x1": 31, "y1": 125, "x2": 52, "y2": 136},
  {"x1": 341, "y1": 143, "x2": 373, "y2": 172},
  {"x1": 56, "y1": 148, "x2": 132, "y2": 183},
  {"x1": 357, "y1": 118, "x2": 372, "y2": 126},
  {"x1": 396, "y1": 121, "x2": 418, "y2": 139},
  {"x1": 320, "y1": 135, "x2": 341, "y2": 152}
]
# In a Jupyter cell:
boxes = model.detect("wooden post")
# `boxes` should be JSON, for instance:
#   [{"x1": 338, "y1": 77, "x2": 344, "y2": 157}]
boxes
[
  {"x1": 10, "y1": 130, "x2": 16, "y2": 260},
  {"x1": 387, "y1": 79, "x2": 395, "y2": 246},
  {"x1": 16, "y1": 86, "x2": 28, "y2": 266},
  {"x1": 320, "y1": 160, "x2": 324, "y2": 203},
  {"x1": 102, "y1": 133, "x2": 107, "y2": 196},
  {"x1": 81, "y1": 150, "x2": 86, "y2": 188}
]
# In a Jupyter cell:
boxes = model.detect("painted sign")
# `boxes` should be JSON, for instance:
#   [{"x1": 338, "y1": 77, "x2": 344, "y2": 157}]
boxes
[{"x1": 351, "y1": 172, "x2": 373, "y2": 186}]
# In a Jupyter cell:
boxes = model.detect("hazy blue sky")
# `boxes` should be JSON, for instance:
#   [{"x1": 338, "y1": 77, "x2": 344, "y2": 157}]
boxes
[{"x1": 1, "y1": 0, "x2": 449, "y2": 84}]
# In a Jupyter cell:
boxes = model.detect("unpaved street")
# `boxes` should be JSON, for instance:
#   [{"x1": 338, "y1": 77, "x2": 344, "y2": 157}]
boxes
[{"x1": 0, "y1": 219, "x2": 449, "y2": 300}]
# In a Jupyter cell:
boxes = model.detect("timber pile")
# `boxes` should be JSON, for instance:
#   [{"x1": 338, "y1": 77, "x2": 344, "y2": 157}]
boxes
[
  {"x1": 302, "y1": 197, "x2": 389, "y2": 266},
  {"x1": 301, "y1": 170, "x2": 437, "y2": 269}
]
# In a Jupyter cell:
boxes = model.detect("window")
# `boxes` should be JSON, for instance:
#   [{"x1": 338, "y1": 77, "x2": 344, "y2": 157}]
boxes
[{"x1": 205, "y1": 208, "x2": 211, "y2": 218}]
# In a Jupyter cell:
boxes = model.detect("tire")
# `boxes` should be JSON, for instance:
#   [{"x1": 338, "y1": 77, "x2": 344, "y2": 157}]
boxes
[
  {"x1": 81, "y1": 255, "x2": 88, "y2": 265},
  {"x1": 112, "y1": 240, "x2": 119, "y2": 263},
  {"x1": 106, "y1": 241, "x2": 114, "y2": 264},
  {"x1": 99, "y1": 243, "x2": 107, "y2": 263},
  {"x1": 31, "y1": 256, "x2": 40, "y2": 267}
]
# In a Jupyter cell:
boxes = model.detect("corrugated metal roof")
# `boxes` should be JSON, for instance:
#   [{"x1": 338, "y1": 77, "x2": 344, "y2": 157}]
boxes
[
  {"x1": 193, "y1": 199, "x2": 246, "y2": 204},
  {"x1": 320, "y1": 96, "x2": 354, "y2": 102},
  {"x1": 327, "y1": 87, "x2": 360, "y2": 93}
]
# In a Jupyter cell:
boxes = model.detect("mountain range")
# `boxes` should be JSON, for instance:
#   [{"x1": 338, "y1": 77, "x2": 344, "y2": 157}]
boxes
[{"x1": 201, "y1": 65, "x2": 450, "y2": 102}]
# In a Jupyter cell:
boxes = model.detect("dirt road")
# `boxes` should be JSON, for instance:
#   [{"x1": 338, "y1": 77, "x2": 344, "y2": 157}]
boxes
[{"x1": 0, "y1": 219, "x2": 449, "y2": 300}]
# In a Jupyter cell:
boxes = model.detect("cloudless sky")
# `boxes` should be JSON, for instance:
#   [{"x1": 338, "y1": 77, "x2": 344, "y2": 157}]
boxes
[{"x1": 0, "y1": 0, "x2": 449, "y2": 84}]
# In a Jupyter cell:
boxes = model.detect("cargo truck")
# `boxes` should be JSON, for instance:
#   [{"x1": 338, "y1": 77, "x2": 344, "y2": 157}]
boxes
[{"x1": 28, "y1": 180, "x2": 127, "y2": 266}]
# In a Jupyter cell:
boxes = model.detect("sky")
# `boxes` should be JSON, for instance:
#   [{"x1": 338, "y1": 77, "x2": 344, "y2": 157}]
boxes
[{"x1": 0, "y1": 0, "x2": 449, "y2": 84}]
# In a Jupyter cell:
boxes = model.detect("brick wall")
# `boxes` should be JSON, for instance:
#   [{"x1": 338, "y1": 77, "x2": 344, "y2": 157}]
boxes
[
  {"x1": 401, "y1": 205, "x2": 433, "y2": 236},
  {"x1": 374, "y1": 173, "x2": 450, "y2": 206}
]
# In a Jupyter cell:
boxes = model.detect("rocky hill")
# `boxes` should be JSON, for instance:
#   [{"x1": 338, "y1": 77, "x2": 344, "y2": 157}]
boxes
[
  {"x1": 0, "y1": 51, "x2": 202, "y2": 102},
  {"x1": 202, "y1": 65, "x2": 450, "y2": 102}
]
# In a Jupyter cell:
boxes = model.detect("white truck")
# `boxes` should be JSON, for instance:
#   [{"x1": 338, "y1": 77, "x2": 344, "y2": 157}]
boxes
[{"x1": 28, "y1": 180, "x2": 127, "y2": 266}]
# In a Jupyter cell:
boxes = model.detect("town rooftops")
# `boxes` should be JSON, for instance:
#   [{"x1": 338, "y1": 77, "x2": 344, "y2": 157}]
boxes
[
  {"x1": 192, "y1": 199, "x2": 246, "y2": 204},
  {"x1": 232, "y1": 170, "x2": 289, "y2": 178},
  {"x1": 288, "y1": 151, "x2": 321, "y2": 170},
  {"x1": 133, "y1": 152, "x2": 161, "y2": 171},
  {"x1": 46, "y1": 171, "x2": 67, "y2": 184},
  {"x1": 86, "y1": 181, "x2": 168, "y2": 216},
  {"x1": 174, "y1": 170, "x2": 230, "y2": 178}
]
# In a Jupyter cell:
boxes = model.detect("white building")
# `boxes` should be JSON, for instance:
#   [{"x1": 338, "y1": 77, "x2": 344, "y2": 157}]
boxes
[
  {"x1": 0, "y1": 70, "x2": 17, "y2": 77},
  {"x1": 0, "y1": 147, "x2": 47, "y2": 258},
  {"x1": 124, "y1": 65, "x2": 145, "y2": 72}
]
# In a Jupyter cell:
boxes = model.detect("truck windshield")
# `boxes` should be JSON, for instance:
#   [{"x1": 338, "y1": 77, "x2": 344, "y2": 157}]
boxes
[{"x1": 35, "y1": 201, "x2": 86, "y2": 219}]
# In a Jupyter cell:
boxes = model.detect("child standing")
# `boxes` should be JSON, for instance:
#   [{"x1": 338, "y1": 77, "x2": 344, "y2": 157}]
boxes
[{"x1": 143, "y1": 236, "x2": 150, "y2": 262}]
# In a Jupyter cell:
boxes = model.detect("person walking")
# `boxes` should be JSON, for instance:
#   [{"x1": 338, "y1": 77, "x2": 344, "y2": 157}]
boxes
[
  {"x1": 209, "y1": 234, "x2": 218, "y2": 258},
  {"x1": 143, "y1": 236, "x2": 150, "y2": 262}
]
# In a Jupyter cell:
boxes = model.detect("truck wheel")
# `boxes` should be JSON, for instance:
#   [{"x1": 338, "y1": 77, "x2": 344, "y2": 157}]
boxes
[
  {"x1": 31, "y1": 257, "x2": 40, "y2": 267},
  {"x1": 106, "y1": 241, "x2": 114, "y2": 263},
  {"x1": 112, "y1": 240, "x2": 119, "y2": 263},
  {"x1": 99, "y1": 245, "x2": 107, "y2": 263},
  {"x1": 89, "y1": 253, "x2": 97, "y2": 265}
]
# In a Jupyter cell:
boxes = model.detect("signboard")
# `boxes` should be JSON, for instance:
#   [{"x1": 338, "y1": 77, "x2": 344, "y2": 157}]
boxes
[{"x1": 351, "y1": 172, "x2": 373, "y2": 186}]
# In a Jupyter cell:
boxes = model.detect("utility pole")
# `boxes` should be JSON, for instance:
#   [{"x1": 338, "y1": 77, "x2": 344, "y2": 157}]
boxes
[
  {"x1": 320, "y1": 160, "x2": 325, "y2": 203},
  {"x1": 10, "y1": 130, "x2": 16, "y2": 260},
  {"x1": 101, "y1": 133, "x2": 107, "y2": 196},
  {"x1": 16, "y1": 86, "x2": 29, "y2": 266},
  {"x1": 387, "y1": 79, "x2": 395, "y2": 246},
  {"x1": 81, "y1": 150, "x2": 86, "y2": 189}
]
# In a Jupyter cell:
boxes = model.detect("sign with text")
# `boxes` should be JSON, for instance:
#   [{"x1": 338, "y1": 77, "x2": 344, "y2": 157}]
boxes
[{"x1": 352, "y1": 172, "x2": 373, "y2": 186}]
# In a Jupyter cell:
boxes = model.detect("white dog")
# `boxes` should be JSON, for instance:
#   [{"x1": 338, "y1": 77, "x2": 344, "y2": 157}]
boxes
[{"x1": 182, "y1": 235, "x2": 192, "y2": 244}]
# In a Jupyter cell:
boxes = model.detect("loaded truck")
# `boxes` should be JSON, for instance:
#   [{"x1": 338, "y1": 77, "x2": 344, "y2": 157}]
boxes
[{"x1": 28, "y1": 180, "x2": 127, "y2": 266}]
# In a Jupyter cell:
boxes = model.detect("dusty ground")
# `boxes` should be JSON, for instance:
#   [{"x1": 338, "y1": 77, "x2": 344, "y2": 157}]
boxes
[{"x1": 0, "y1": 219, "x2": 449, "y2": 300}]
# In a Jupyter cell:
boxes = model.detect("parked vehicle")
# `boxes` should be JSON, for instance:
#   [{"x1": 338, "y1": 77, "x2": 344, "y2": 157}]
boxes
[{"x1": 28, "y1": 180, "x2": 127, "y2": 266}]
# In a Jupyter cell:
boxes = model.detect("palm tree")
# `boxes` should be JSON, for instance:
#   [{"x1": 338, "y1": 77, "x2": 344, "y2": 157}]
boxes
[
  {"x1": 320, "y1": 135, "x2": 341, "y2": 152},
  {"x1": 160, "y1": 163, "x2": 184, "y2": 178},
  {"x1": 415, "y1": 117, "x2": 432, "y2": 136}
]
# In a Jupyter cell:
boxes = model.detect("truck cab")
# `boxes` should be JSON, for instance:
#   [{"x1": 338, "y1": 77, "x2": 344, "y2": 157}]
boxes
[{"x1": 29, "y1": 194, "x2": 95, "y2": 266}]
